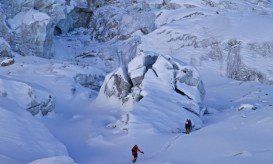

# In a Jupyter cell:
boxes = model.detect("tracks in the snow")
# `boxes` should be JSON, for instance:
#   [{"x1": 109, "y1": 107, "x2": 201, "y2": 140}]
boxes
[{"x1": 146, "y1": 133, "x2": 182, "y2": 160}]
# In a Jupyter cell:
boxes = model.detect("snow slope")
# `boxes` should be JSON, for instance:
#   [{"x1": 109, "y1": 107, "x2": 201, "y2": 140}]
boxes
[
  {"x1": 1, "y1": 53, "x2": 273, "y2": 164},
  {"x1": 0, "y1": 96, "x2": 70, "y2": 163},
  {"x1": 0, "y1": 0, "x2": 273, "y2": 163}
]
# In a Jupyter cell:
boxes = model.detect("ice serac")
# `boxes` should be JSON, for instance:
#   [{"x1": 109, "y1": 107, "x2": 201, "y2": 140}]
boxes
[
  {"x1": 90, "y1": 5, "x2": 156, "y2": 42},
  {"x1": 0, "y1": 0, "x2": 34, "y2": 18},
  {"x1": 56, "y1": 2, "x2": 92, "y2": 34},
  {"x1": 139, "y1": 0, "x2": 273, "y2": 84},
  {"x1": 0, "y1": 78, "x2": 55, "y2": 116},
  {"x1": 101, "y1": 67, "x2": 132, "y2": 104},
  {"x1": 8, "y1": 9, "x2": 54, "y2": 58},
  {"x1": 0, "y1": 0, "x2": 94, "y2": 58},
  {"x1": 0, "y1": 38, "x2": 12, "y2": 58},
  {"x1": 97, "y1": 51, "x2": 205, "y2": 132},
  {"x1": 0, "y1": 5, "x2": 10, "y2": 41}
]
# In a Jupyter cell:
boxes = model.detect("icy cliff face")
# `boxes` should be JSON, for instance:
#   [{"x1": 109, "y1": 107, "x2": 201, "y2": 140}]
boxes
[
  {"x1": 0, "y1": 0, "x2": 93, "y2": 58},
  {"x1": 1, "y1": 0, "x2": 273, "y2": 83},
  {"x1": 0, "y1": 38, "x2": 11, "y2": 58},
  {"x1": 90, "y1": 5, "x2": 156, "y2": 42},
  {"x1": 138, "y1": 0, "x2": 273, "y2": 83},
  {"x1": 96, "y1": 52, "x2": 205, "y2": 132}
]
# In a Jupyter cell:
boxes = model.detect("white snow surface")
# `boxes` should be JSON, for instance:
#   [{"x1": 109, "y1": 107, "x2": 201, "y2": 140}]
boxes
[
  {"x1": 1, "y1": 54, "x2": 273, "y2": 163},
  {"x1": 1, "y1": 0, "x2": 273, "y2": 163},
  {"x1": 0, "y1": 96, "x2": 68, "y2": 163}
]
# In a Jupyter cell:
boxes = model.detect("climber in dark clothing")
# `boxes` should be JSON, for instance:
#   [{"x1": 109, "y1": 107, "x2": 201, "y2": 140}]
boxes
[
  {"x1": 185, "y1": 119, "x2": 192, "y2": 134},
  {"x1": 131, "y1": 145, "x2": 144, "y2": 163}
]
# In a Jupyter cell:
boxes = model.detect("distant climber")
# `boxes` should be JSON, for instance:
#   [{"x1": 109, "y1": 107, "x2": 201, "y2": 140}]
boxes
[
  {"x1": 185, "y1": 119, "x2": 192, "y2": 134},
  {"x1": 131, "y1": 145, "x2": 144, "y2": 163}
]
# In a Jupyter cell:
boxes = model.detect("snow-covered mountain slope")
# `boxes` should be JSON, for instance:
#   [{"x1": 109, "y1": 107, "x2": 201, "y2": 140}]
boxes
[
  {"x1": 0, "y1": 52, "x2": 273, "y2": 163},
  {"x1": 139, "y1": 0, "x2": 273, "y2": 84},
  {"x1": 0, "y1": 96, "x2": 71, "y2": 163},
  {"x1": 1, "y1": 0, "x2": 273, "y2": 163}
]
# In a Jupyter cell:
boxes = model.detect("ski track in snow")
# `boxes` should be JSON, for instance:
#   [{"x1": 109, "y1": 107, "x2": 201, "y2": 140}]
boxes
[{"x1": 146, "y1": 134, "x2": 182, "y2": 160}]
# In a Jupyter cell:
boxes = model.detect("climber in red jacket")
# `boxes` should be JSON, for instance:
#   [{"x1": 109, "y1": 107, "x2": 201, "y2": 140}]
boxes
[{"x1": 131, "y1": 145, "x2": 144, "y2": 163}]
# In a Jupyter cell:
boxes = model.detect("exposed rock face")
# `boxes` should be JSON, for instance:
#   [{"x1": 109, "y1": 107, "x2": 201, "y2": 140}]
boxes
[
  {"x1": 0, "y1": 78, "x2": 55, "y2": 116},
  {"x1": 90, "y1": 5, "x2": 156, "y2": 42}
]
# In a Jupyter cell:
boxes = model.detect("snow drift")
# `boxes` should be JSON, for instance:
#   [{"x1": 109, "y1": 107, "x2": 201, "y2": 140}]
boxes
[{"x1": 0, "y1": 97, "x2": 68, "y2": 163}]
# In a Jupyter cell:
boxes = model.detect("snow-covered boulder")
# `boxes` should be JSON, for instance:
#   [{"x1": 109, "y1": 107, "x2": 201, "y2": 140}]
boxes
[
  {"x1": 90, "y1": 5, "x2": 156, "y2": 42},
  {"x1": 0, "y1": 38, "x2": 12, "y2": 58},
  {"x1": 238, "y1": 104, "x2": 257, "y2": 111},
  {"x1": 1, "y1": 57, "x2": 15, "y2": 66},
  {"x1": 0, "y1": 78, "x2": 55, "y2": 116},
  {"x1": 0, "y1": 97, "x2": 69, "y2": 162},
  {"x1": 8, "y1": 9, "x2": 54, "y2": 58},
  {"x1": 97, "y1": 51, "x2": 205, "y2": 132}
]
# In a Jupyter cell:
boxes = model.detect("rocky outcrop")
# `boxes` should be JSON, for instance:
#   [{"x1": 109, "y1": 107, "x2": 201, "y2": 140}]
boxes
[{"x1": 0, "y1": 78, "x2": 55, "y2": 116}]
